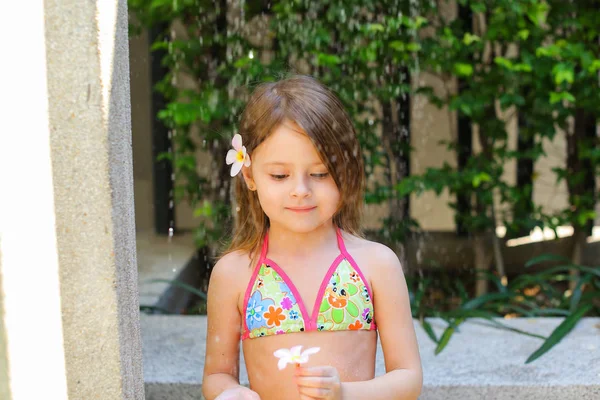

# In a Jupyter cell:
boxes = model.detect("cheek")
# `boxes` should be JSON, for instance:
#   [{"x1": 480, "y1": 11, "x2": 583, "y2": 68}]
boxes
[
  {"x1": 320, "y1": 181, "x2": 341, "y2": 207},
  {"x1": 255, "y1": 180, "x2": 283, "y2": 209}
]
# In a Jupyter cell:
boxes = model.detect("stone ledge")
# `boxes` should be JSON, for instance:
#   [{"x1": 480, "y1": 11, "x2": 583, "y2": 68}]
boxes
[{"x1": 140, "y1": 315, "x2": 600, "y2": 399}]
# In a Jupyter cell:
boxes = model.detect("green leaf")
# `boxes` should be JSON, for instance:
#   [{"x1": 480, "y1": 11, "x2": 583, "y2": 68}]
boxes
[
  {"x1": 406, "y1": 42, "x2": 421, "y2": 52},
  {"x1": 193, "y1": 200, "x2": 213, "y2": 217},
  {"x1": 495, "y1": 57, "x2": 513, "y2": 70},
  {"x1": 472, "y1": 172, "x2": 491, "y2": 188},
  {"x1": 517, "y1": 30, "x2": 530, "y2": 40},
  {"x1": 139, "y1": 305, "x2": 173, "y2": 314},
  {"x1": 150, "y1": 40, "x2": 169, "y2": 51},
  {"x1": 514, "y1": 63, "x2": 532, "y2": 72},
  {"x1": 316, "y1": 53, "x2": 341, "y2": 66},
  {"x1": 549, "y1": 91, "x2": 575, "y2": 104},
  {"x1": 463, "y1": 33, "x2": 480, "y2": 45},
  {"x1": 144, "y1": 279, "x2": 207, "y2": 300},
  {"x1": 413, "y1": 16, "x2": 428, "y2": 29},
  {"x1": 570, "y1": 274, "x2": 593, "y2": 312},
  {"x1": 389, "y1": 41, "x2": 405, "y2": 51},
  {"x1": 525, "y1": 303, "x2": 593, "y2": 363},
  {"x1": 472, "y1": 317, "x2": 547, "y2": 340},
  {"x1": 470, "y1": 3, "x2": 486, "y2": 13},
  {"x1": 577, "y1": 210, "x2": 596, "y2": 226},
  {"x1": 421, "y1": 319, "x2": 438, "y2": 343},
  {"x1": 588, "y1": 60, "x2": 600, "y2": 73},
  {"x1": 553, "y1": 63, "x2": 574, "y2": 85},
  {"x1": 435, "y1": 318, "x2": 465, "y2": 354},
  {"x1": 536, "y1": 265, "x2": 600, "y2": 280},
  {"x1": 525, "y1": 254, "x2": 571, "y2": 268},
  {"x1": 367, "y1": 23, "x2": 385, "y2": 32},
  {"x1": 454, "y1": 63, "x2": 474, "y2": 77},
  {"x1": 526, "y1": 3, "x2": 549, "y2": 27},
  {"x1": 461, "y1": 292, "x2": 515, "y2": 310}
]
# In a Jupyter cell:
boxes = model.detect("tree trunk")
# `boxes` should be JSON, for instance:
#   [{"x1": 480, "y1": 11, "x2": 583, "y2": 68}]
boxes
[
  {"x1": 566, "y1": 108, "x2": 596, "y2": 289},
  {"x1": 473, "y1": 232, "x2": 492, "y2": 296},
  {"x1": 381, "y1": 85, "x2": 411, "y2": 270},
  {"x1": 490, "y1": 197, "x2": 507, "y2": 287},
  {"x1": 570, "y1": 227, "x2": 587, "y2": 292},
  {"x1": 475, "y1": 104, "x2": 504, "y2": 294}
]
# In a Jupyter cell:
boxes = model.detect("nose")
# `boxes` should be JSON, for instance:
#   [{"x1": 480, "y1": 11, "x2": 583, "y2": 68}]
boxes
[{"x1": 290, "y1": 175, "x2": 311, "y2": 198}]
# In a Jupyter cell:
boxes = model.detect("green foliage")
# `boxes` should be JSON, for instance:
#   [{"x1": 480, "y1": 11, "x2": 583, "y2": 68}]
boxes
[
  {"x1": 409, "y1": 253, "x2": 600, "y2": 362},
  {"x1": 130, "y1": 0, "x2": 431, "y2": 249},
  {"x1": 399, "y1": 7, "x2": 600, "y2": 301},
  {"x1": 130, "y1": 0, "x2": 599, "y2": 354}
]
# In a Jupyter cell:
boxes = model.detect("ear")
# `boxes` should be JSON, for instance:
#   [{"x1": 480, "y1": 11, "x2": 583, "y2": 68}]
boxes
[{"x1": 241, "y1": 165, "x2": 256, "y2": 191}]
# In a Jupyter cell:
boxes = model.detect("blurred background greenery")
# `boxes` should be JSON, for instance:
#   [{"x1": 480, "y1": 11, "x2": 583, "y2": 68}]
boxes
[{"x1": 129, "y1": 0, "x2": 600, "y2": 362}]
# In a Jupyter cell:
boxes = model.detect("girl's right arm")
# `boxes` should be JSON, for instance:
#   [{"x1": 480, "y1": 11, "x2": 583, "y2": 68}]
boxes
[{"x1": 202, "y1": 253, "x2": 259, "y2": 400}]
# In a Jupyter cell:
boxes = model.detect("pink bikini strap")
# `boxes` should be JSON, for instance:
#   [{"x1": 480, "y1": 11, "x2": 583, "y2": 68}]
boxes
[
  {"x1": 259, "y1": 229, "x2": 269, "y2": 262},
  {"x1": 241, "y1": 230, "x2": 269, "y2": 340},
  {"x1": 335, "y1": 226, "x2": 347, "y2": 254}
]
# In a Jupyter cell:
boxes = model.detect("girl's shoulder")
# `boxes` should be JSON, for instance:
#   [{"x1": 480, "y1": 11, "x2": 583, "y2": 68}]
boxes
[
  {"x1": 211, "y1": 249, "x2": 259, "y2": 294},
  {"x1": 339, "y1": 230, "x2": 403, "y2": 275}
]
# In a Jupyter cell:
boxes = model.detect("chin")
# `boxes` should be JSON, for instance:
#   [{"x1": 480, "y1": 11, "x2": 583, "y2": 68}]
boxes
[{"x1": 276, "y1": 218, "x2": 333, "y2": 233}]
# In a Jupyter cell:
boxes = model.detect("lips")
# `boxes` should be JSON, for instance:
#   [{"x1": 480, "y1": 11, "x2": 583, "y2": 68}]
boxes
[{"x1": 287, "y1": 206, "x2": 316, "y2": 212}]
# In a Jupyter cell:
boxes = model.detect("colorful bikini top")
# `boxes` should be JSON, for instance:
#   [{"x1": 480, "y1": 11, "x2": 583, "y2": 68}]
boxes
[{"x1": 242, "y1": 227, "x2": 376, "y2": 340}]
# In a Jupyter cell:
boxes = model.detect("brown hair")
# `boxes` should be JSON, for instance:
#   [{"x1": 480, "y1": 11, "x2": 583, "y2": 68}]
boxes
[{"x1": 220, "y1": 75, "x2": 365, "y2": 267}]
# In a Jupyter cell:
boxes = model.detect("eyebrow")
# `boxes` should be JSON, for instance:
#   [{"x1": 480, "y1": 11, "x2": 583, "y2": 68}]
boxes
[{"x1": 263, "y1": 161, "x2": 325, "y2": 166}]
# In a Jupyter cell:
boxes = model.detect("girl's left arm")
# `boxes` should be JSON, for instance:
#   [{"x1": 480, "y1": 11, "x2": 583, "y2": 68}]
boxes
[{"x1": 342, "y1": 243, "x2": 423, "y2": 400}]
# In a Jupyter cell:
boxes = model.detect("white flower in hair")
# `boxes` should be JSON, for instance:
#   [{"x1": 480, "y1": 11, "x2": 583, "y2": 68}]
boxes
[
  {"x1": 226, "y1": 134, "x2": 251, "y2": 177},
  {"x1": 273, "y1": 345, "x2": 320, "y2": 370}
]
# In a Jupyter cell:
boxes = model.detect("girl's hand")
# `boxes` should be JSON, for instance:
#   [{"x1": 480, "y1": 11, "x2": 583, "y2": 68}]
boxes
[
  {"x1": 214, "y1": 386, "x2": 261, "y2": 400},
  {"x1": 295, "y1": 365, "x2": 343, "y2": 400}
]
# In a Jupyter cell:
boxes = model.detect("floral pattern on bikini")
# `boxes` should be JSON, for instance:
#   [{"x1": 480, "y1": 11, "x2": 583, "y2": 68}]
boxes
[
  {"x1": 245, "y1": 261, "x2": 375, "y2": 338},
  {"x1": 246, "y1": 265, "x2": 306, "y2": 338},
  {"x1": 318, "y1": 259, "x2": 374, "y2": 331}
]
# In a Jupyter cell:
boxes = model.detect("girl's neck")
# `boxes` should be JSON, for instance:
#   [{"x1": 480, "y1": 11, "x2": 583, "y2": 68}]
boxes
[{"x1": 266, "y1": 222, "x2": 338, "y2": 260}]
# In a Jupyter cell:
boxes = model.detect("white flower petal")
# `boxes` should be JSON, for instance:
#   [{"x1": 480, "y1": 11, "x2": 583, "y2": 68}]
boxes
[
  {"x1": 232, "y1": 134, "x2": 242, "y2": 151},
  {"x1": 277, "y1": 358, "x2": 290, "y2": 370},
  {"x1": 230, "y1": 161, "x2": 243, "y2": 177},
  {"x1": 244, "y1": 154, "x2": 251, "y2": 167},
  {"x1": 296, "y1": 355, "x2": 309, "y2": 364},
  {"x1": 273, "y1": 349, "x2": 291, "y2": 358},
  {"x1": 290, "y1": 345, "x2": 303, "y2": 357},
  {"x1": 274, "y1": 346, "x2": 319, "y2": 371},
  {"x1": 226, "y1": 149, "x2": 237, "y2": 165},
  {"x1": 301, "y1": 347, "x2": 320, "y2": 357}
]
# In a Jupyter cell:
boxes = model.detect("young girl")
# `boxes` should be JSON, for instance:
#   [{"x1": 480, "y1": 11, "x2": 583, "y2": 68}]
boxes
[{"x1": 202, "y1": 75, "x2": 422, "y2": 400}]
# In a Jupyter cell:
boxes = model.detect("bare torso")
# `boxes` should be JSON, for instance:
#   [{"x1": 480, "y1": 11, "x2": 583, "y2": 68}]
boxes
[
  {"x1": 235, "y1": 231, "x2": 379, "y2": 400},
  {"x1": 243, "y1": 330, "x2": 377, "y2": 400}
]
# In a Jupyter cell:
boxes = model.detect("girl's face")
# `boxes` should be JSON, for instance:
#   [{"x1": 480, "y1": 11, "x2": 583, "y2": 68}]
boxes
[{"x1": 242, "y1": 119, "x2": 340, "y2": 233}]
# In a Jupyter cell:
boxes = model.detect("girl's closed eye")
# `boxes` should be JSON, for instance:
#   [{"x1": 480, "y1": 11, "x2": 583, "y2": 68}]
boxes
[{"x1": 269, "y1": 173, "x2": 329, "y2": 181}]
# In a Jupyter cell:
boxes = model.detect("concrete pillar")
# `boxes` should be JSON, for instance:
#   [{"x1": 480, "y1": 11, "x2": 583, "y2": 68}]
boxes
[{"x1": 0, "y1": 1, "x2": 144, "y2": 399}]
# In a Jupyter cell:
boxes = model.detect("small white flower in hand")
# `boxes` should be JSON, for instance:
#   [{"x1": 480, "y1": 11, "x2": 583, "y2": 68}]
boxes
[
  {"x1": 273, "y1": 345, "x2": 320, "y2": 371},
  {"x1": 226, "y1": 134, "x2": 251, "y2": 177}
]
